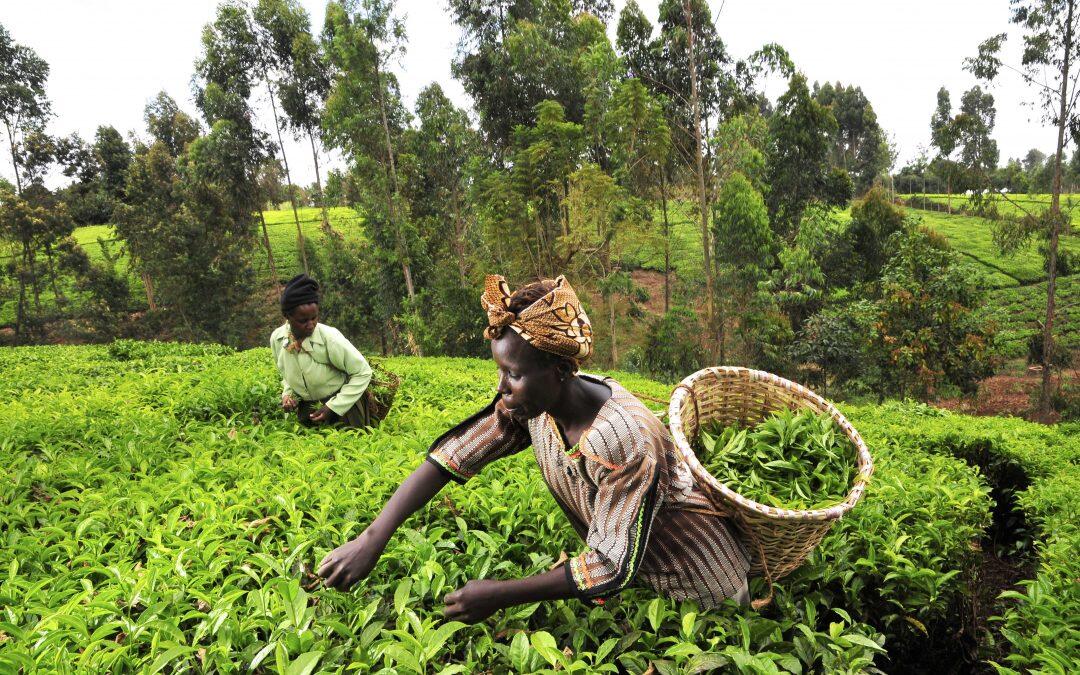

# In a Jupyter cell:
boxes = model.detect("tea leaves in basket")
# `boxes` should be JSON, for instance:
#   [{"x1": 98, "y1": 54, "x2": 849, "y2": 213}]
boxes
[{"x1": 696, "y1": 409, "x2": 856, "y2": 510}]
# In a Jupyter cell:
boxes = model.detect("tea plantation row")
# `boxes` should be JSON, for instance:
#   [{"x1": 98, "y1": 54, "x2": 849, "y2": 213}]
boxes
[{"x1": 0, "y1": 342, "x2": 1076, "y2": 673}]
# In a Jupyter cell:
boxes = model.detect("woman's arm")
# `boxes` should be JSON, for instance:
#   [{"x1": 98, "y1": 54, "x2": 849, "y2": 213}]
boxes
[
  {"x1": 270, "y1": 331, "x2": 297, "y2": 406},
  {"x1": 318, "y1": 460, "x2": 450, "y2": 590},
  {"x1": 443, "y1": 567, "x2": 575, "y2": 624},
  {"x1": 322, "y1": 328, "x2": 373, "y2": 416}
]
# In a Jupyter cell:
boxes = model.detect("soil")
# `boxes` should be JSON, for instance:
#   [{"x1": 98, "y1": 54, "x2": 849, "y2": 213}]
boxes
[
  {"x1": 630, "y1": 269, "x2": 673, "y2": 316},
  {"x1": 970, "y1": 546, "x2": 1037, "y2": 670},
  {"x1": 935, "y1": 361, "x2": 1078, "y2": 422}
]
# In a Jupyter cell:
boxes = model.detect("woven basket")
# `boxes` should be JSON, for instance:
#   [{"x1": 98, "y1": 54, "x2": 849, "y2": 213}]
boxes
[{"x1": 668, "y1": 367, "x2": 873, "y2": 600}]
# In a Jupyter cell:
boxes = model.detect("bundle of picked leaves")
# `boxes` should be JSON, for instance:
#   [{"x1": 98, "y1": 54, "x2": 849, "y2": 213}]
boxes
[
  {"x1": 365, "y1": 362, "x2": 401, "y2": 423},
  {"x1": 696, "y1": 408, "x2": 856, "y2": 510}
]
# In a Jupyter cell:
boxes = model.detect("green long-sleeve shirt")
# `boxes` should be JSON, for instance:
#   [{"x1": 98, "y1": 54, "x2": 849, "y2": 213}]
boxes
[{"x1": 270, "y1": 323, "x2": 373, "y2": 416}]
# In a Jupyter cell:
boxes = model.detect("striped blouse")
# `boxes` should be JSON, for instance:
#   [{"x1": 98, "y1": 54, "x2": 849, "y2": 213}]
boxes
[{"x1": 426, "y1": 374, "x2": 751, "y2": 607}]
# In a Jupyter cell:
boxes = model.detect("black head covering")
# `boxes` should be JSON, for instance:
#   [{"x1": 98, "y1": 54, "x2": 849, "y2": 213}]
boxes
[{"x1": 281, "y1": 274, "x2": 320, "y2": 314}]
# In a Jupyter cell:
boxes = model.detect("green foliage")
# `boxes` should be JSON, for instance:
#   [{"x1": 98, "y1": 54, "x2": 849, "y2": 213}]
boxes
[
  {"x1": 844, "y1": 187, "x2": 910, "y2": 285},
  {"x1": 843, "y1": 402, "x2": 1079, "y2": 673},
  {"x1": 792, "y1": 300, "x2": 876, "y2": 395},
  {"x1": 115, "y1": 97, "x2": 262, "y2": 345},
  {"x1": 869, "y1": 229, "x2": 997, "y2": 398},
  {"x1": 0, "y1": 345, "x2": 1076, "y2": 671},
  {"x1": 813, "y1": 82, "x2": 892, "y2": 192},
  {"x1": 984, "y1": 275, "x2": 1080, "y2": 358},
  {"x1": 697, "y1": 409, "x2": 856, "y2": 510},
  {"x1": 712, "y1": 172, "x2": 774, "y2": 273},
  {"x1": 629, "y1": 306, "x2": 706, "y2": 382},
  {"x1": 766, "y1": 73, "x2": 852, "y2": 238}
]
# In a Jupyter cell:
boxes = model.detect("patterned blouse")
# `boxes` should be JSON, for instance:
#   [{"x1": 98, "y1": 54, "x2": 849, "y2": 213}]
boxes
[{"x1": 426, "y1": 374, "x2": 751, "y2": 608}]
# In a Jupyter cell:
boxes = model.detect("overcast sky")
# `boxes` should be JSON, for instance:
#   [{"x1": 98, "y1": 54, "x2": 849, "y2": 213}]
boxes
[{"x1": 2, "y1": 0, "x2": 1065, "y2": 189}]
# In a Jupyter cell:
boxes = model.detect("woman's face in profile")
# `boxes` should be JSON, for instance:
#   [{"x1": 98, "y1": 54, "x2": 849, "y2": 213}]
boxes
[{"x1": 491, "y1": 330, "x2": 565, "y2": 421}]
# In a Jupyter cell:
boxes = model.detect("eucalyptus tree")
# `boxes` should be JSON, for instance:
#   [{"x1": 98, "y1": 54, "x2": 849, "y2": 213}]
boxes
[
  {"x1": 967, "y1": 0, "x2": 1080, "y2": 414},
  {"x1": 323, "y1": 0, "x2": 422, "y2": 354},
  {"x1": 256, "y1": 0, "x2": 334, "y2": 232},
  {"x1": 0, "y1": 24, "x2": 50, "y2": 196}
]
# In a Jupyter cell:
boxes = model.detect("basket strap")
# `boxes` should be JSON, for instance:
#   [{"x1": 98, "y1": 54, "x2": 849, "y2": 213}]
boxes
[
  {"x1": 745, "y1": 519, "x2": 775, "y2": 610},
  {"x1": 671, "y1": 505, "x2": 731, "y2": 518}
]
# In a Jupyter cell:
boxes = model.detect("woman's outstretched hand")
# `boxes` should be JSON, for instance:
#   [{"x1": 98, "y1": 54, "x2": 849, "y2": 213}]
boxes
[
  {"x1": 281, "y1": 394, "x2": 299, "y2": 411},
  {"x1": 317, "y1": 529, "x2": 386, "y2": 591},
  {"x1": 443, "y1": 579, "x2": 506, "y2": 624}
]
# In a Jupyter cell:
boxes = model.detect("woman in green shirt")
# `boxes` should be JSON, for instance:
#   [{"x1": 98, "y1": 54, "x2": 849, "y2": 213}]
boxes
[{"x1": 271, "y1": 274, "x2": 374, "y2": 428}]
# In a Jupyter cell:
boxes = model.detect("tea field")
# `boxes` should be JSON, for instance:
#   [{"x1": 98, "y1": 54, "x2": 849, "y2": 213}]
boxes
[
  {"x1": 901, "y1": 194, "x2": 1080, "y2": 227},
  {"x1": 1, "y1": 342, "x2": 1076, "y2": 673},
  {"x1": 0, "y1": 208, "x2": 363, "y2": 327}
]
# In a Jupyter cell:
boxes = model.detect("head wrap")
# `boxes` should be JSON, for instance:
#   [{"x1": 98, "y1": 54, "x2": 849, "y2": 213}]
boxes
[
  {"x1": 281, "y1": 274, "x2": 320, "y2": 314},
  {"x1": 481, "y1": 274, "x2": 593, "y2": 360}
]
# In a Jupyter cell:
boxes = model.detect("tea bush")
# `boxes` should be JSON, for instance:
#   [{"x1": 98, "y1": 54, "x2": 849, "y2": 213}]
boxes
[{"x1": 0, "y1": 343, "x2": 1075, "y2": 673}]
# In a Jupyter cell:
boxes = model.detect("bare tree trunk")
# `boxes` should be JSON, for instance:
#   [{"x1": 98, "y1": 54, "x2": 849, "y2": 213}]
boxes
[
  {"x1": 5, "y1": 121, "x2": 23, "y2": 195},
  {"x1": 372, "y1": 50, "x2": 420, "y2": 357},
  {"x1": 309, "y1": 131, "x2": 331, "y2": 233},
  {"x1": 372, "y1": 52, "x2": 416, "y2": 302},
  {"x1": 660, "y1": 166, "x2": 671, "y2": 314},
  {"x1": 27, "y1": 247, "x2": 41, "y2": 313},
  {"x1": 259, "y1": 210, "x2": 279, "y2": 284},
  {"x1": 45, "y1": 246, "x2": 65, "y2": 306},
  {"x1": 684, "y1": 2, "x2": 715, "y2": 349},
  {"x1": 609, "y1": 293, "x2": 618, "y2": 367},
  {"x1": 265, "y1": 80, "x2": 309, "y2": 276},
  {"x1": 1039, "y1": 0, "x2": 1074, "y2": 416},
  {"x1": 451, "y1": 182, "x2": 469, "y2": 287},
  {"x1": 15, "y1": 261, "x2": 26, "y2": 337},
  {"x1": 142, "y1": 272, "x2": 157, "y2": 311}
]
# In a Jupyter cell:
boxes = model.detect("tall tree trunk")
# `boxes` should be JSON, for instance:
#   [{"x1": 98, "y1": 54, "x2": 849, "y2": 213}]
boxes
[
  {"x1": 608, "y1": 293, "x2": 618, "y2": 368},
  {"x1": 15, "y1": 258, "x2": 26, "y2": 336},
  {"x1": 259, "y1": 210, "x2": 279, "y2": 284},
  {"x1": 26, "y1": 245, "x2": 41, "y2": 313},
  {"x1": 309, "y1": 131, "x2": 331, "y2": 233},
  {"x1": 372, "y1": 51, "x2": 420, "y2": 357},
  {"x1": 142, "y1": 271, "x2": 157, "y2": 311},
  {"x1": 451, "y1": 182, "x2": 469, "y2": 287},
  {"x1": 1039, "y1": 0, "x2": 1074, "y2": 416},
  {"x1": 265, "y1": 80, "x2": 309, "y2": 276},
  {"x1": 660, "y1": 166, "x2": 671, "y2": 314},
  {"x1": 45, "y1": 246, "x2": 65, "y2": 306},
  {"x1": 684, "y1": 2, "x2": 715, "y2": 348},
  {"x1": 5, "y1": 121, "x2": 23, "y2": 195},
  {"x1": 372, "y1": 53, "x2": 416, "y2": 302}
]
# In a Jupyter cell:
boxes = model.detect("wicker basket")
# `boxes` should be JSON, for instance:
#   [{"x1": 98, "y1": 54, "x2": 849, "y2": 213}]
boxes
[{"x1": 668, "y1": 366, "x2": 873, "y2": 602}]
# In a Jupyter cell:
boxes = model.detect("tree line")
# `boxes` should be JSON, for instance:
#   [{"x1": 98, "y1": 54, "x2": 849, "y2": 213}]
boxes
[{"x1": 1, "y1": 0, "x2": 1074, "y2": 413}]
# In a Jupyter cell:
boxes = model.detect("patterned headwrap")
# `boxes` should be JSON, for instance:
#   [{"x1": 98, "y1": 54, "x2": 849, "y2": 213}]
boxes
[{"x1": 481, "y1": 274, "x2": 593, "y2": 360}]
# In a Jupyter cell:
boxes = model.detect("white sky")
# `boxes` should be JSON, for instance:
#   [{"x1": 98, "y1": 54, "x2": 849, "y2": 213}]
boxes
[{"x1": 1, "y1": 0, "x2": 1065, "y2": 189}]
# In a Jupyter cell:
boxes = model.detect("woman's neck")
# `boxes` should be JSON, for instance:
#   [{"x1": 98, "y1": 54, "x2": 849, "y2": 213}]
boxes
[{"x1": 547, "y1": 375, "x2": 610, "y2": 432}]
